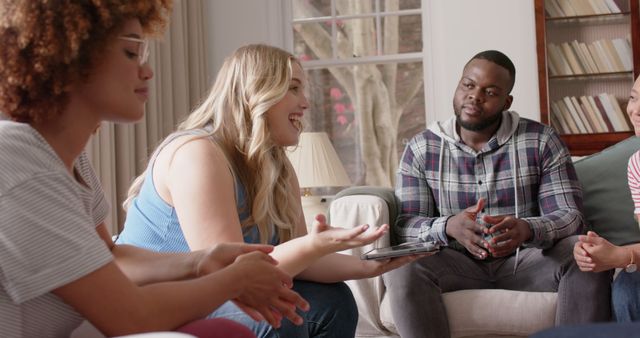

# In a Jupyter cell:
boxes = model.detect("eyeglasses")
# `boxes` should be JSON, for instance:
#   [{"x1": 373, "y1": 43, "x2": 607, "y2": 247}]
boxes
[{"x1": 118, "y1": 36, "x2": 149, "y2": 65}]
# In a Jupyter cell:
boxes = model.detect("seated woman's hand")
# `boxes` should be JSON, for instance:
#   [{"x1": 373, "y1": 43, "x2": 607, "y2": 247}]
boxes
[
  {"x1": 576, "y1": 231, "x2": 626, "y2": 273},
  {"x1": 227, "y1": 251, "x2": 310, "y2": 328},
  {"x1": 195, "y1": 242, "x2": 276, "y2": 276},
  {"x1": 308, "y1": 214, "x2": 389, "y2": 255},
  {"x1": 360, "y1": 253, "x2": 431, "y2": 278}
]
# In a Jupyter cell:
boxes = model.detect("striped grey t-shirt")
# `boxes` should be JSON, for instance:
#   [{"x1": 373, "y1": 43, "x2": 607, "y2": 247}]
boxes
[{"x1": 0, "y1": 121, "x2": 113, "y2": 338}]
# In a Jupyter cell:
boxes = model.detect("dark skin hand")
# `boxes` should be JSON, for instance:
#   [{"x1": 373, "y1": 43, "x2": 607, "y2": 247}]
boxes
[
  {"x1": 445, "y1": 198, "x2": 532, "y2": 258},
  {"x1": 484, "y1": 214, "x2": 532, "y2": 258},
  {"x1": 445, "y1": 198, "x2": 490, "y2": 259}
]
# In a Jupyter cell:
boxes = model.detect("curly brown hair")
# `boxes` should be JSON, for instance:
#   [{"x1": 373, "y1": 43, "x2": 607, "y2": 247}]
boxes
[{"x1": 0, "y1": 0, "x2": 172, "y2": 123}]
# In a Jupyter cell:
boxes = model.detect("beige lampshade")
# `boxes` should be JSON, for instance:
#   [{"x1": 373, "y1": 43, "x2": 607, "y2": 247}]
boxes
[{"x1": 287, "y1": 132, "x2": 351, "y2": 188}]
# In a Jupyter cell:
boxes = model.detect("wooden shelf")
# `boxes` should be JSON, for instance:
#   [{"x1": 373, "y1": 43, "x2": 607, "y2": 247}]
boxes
[
  {"x1": 560, "y1": 132, "x2": 634, "y2": 156},
  {"x1": 549, "y1": 71, "x2": 633, "y2": 80},
  {"x1": 535, "y1": 0, "x2": 639, "y2": 156},
  {"x1": 546, "y1": 11, "x2": 630, "y2": 22}
]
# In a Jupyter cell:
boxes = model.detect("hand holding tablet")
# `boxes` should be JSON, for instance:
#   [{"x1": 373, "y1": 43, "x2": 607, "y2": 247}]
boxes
[{"x1": 361, "y1": 241, "x2": 440, "y2": 260}]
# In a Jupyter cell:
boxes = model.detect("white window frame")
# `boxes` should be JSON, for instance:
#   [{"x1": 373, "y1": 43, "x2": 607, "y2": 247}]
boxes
[
  {"x1": 282, "y1": 0, "x2": 434, "y2": 122},
  {"x1": 285, "y1": 0, "x2": 425, "y2": 67}
]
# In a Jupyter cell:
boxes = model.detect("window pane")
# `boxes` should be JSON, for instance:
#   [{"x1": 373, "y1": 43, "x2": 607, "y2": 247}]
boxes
[
  {"x1": 303, "y1": 62, "x2": 425, "y2": 186},
  {"x1": 340, "y1": 18, "x2": 378, "y2": 58},
  {"x1": 337, "y1": 0, "x2": 375, "y2": 15},
  {"x1": 293, "y1": 18, "x2": 379, "y2": 61},
  {"x1": 293, "y1": 22, "x2": 331, "y2": 61},
  {"x1": 396, "y1": 0, "x2": 421, "y2": 10},
  {"x1": 381, "y1": 15, "x2": 423, "y2": 54},
  {"x1": 292, "y1": 0, "x2": 331, "y2": 19},
  {"x1": 399, "y1": 15, "x2": 422, "y2": 53},
  {"x1": 292, "y1": 0, "x2": 375, "y2": 19}
]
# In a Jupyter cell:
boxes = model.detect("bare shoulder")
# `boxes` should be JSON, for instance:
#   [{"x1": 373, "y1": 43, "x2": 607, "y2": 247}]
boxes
[
  {"x1": 154, "y1": 135, "x2": 233, "y2": 204},
  {"x1": 152, "y1": 134, "x2": 222, "y2": 169}
]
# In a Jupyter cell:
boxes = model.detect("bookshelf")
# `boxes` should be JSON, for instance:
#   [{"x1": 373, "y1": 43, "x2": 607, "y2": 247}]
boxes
[{"x1": 535, "y1": 0, "x2": 639, "y2": 155}]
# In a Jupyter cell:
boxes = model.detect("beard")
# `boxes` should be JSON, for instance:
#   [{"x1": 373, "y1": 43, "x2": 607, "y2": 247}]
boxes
[{"x1": 455, "y1": 107, "x2": 503, "y2": 132}]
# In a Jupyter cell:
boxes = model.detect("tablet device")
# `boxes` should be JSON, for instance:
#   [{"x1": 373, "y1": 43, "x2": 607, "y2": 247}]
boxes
[{"x1": 361, "y1": 241, "x2": 440, "y2": 260}]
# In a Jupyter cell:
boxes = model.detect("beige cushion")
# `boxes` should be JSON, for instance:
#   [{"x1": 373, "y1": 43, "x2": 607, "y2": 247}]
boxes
[
  {"x1": 379, "y1": 289, "x2": 556, "y2": 338},
  {"x1": 71, "y1": 321, "x2": 196, "y2": 338}
]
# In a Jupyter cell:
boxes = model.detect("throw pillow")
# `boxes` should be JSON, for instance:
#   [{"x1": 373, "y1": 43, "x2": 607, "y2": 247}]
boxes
[{"x1": 573, "y1": 136, "x2": 640, "y2": 245}]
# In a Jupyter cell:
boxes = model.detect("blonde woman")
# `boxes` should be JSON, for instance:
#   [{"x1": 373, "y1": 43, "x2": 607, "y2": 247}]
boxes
[
  {"x1": 0, "y1": 3, "x2": 308, "y2": 338},
  {"x1": 117, "y1": 44, "x2": 419, "y2": 337}
]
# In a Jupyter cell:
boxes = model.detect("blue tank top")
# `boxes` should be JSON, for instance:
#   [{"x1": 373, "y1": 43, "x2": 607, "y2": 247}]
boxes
[{"x1": 116, "y1": 130, "x2": 278, "y2": 252}]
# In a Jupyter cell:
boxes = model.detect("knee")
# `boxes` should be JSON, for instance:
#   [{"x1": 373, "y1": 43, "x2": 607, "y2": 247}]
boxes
[
  {"x1": 383, "y1": 260, "x2": 436, "y2": 297},
  {"x1": 298, "y1": 281, "x2": 358, "y2": 321},
  {"x1": 328, "y1": 282, "x2": 358, "y2": 320},
  {"x1": 303, "y1": 282, "x2": 358, "y2": 335},
  {"x1": 383, "y1": 260, "x2": 420, "y2": 288},
  {"x1": 552, "y1": 235, "x2": 580, "y2": 261}
]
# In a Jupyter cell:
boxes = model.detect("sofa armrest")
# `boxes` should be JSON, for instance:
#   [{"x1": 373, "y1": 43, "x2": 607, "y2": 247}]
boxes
[{"x1": 329, "y1": 194, "x2": 396, "y2": 337}]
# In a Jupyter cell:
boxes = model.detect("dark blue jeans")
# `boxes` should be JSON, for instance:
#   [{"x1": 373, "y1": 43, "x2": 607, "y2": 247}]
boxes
[
  {"x1": 612, "y1": 271, "x2": 640, "y2": 322},
  {"x1": 532, "y1": 322, "x2": 640, "y2": 338},
  {"x1": 209, "y1": 280, "x2": 358, "y2": 338}
]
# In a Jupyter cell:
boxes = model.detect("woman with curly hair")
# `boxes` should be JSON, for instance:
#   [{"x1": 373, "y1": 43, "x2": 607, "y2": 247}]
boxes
[
  {"x1": 117, "y1": 44, "x2": 422, "y2": 337},
  {"x1": 0, "y1": 2, "x2": 309, "y2": 338}
]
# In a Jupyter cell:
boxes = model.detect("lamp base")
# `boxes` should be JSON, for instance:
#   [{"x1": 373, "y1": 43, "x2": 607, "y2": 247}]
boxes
[{"x1": 301, "y1": 195, "x2": 329, "y2": 230}]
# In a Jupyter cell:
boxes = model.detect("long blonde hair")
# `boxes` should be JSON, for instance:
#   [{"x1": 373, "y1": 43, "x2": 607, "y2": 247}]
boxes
[{"x1": 124, "y1": 44, "x2": 300, "y2": 243}]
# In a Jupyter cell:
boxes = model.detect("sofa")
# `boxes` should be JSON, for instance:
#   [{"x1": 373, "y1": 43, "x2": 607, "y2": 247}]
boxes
[{"x1": 328, "y1": 136, "x2": 640, "y2": 338}]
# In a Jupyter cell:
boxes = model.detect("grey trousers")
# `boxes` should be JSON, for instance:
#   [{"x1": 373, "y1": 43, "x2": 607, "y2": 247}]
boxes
[{"x1": 382, "y1": 236, "x2": 612, "y2": 338}]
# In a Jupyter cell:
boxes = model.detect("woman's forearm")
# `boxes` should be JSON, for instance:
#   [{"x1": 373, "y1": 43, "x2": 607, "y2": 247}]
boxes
[
  {"x1": 270, "y1": 235, "x2": 327, "y2": 276},
  {"x1": 296, "y1": 253, "x2": 367, "y2": 282},
  {"x1": 111, "y1": 244, "x2": 200, "y2": 285}
]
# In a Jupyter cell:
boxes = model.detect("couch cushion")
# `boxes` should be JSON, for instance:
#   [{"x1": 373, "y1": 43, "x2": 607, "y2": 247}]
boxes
[
  {"x1": 573, "y1": 136, "x2": 640, "y2": 245},
  {"x1": 379, "y1": 289, "x2": 556, "y2": 338},
  {"x1": 333, "y1": 186, "x2": 397, "y2": 224}
]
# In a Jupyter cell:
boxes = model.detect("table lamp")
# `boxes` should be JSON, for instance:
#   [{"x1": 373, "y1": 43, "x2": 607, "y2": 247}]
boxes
[{"x1": 287, "y1": 132, "x2": 351, "y2": 227}]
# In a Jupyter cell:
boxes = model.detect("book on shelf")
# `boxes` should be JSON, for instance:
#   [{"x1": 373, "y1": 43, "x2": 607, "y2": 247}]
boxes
[
  {"x1": 578, "y1": 42, "x2": 599, "y2": 74},
  {"x1": 549, "y1": 111, "x2": 562, "y2": 133},
  {"x1": 550, "y1": 102, "x2": 571, "y2": 133},
  {"x1": 554, "y1": 99, "x2": 580, "y2": 133},
  {"x1": 546, "y1": 53, "x2": 560, "y2": 76},
  {"x1": 570, "y1": 96, "x2": 595, "y2": 132},
  {"x1": 560, "y1": 42, "x2": 585, "y2": 74},
  {"x1": 570, "y1": 40, "x2": 595, "y2": 73},
  {"x1": 597, "y1": 93, "x2": 627, "y2": 131},
  {"x1": 608, "y1": 93, "x2": 632, "y2": 131},
  {"x1": 568, "y1": 0, "x2": 596, "y2": 15},
  {"x1": 587, "y1": 43, "x2": 608, "y2": 73},
  {"x1": 572, "y1": 96, "x2": 597, "y2": 132},
  {"x1": 612, "y1": 38, "x2": 633, "y2": 71},
  {"x1": 545, "y1": 0, "x2": 565, "y2": 17},
  {"x1": 580, "y1": 95, "x2": 608, "y2": 133},
  {"x1": 588, "y1": 0, "x2": 610, "y2": 14},
  {"x1": 556, "y1": 0, "x2": 578, "y2": 16},
  {"x1": 603, "y1": 0, "x2": 621, "y2": 13},
  {"x1": 563, "y1": 96, "x2": 589, "y2": 133},
  {"x1": 548, "y1": 43, "x2": 573, "y2": 75},
  {"x1": 593, "y1": 40, "x2": 616, "y2": 72},
  {"x1": 590, "y1": 95, "x2": 615, "y2": 132},
  {"x1": 602, "y1": 39, "x2": 626, "y2": 71}
]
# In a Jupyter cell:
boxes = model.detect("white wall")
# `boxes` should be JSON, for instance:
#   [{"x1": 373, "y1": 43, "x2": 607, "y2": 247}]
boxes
[
  {"x1": 204, "y1": 0, "x2": 289, "y2": 84},
  {"x1": 205, "y1": 0, "x2": 541, "y2": 124},
  {"x1": 423, "y1": 0, "x2": 540, "y2": 124}
]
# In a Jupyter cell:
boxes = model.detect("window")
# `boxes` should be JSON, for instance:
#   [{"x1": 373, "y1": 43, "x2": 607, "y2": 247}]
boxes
[{"x1": 289, "y1": 0, "x2": 426, "y2": 188}]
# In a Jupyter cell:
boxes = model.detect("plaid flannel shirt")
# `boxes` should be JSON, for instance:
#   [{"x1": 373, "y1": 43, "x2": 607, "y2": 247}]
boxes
[{"x1": 395, "y1": 115, "x2": 584, "y2": 250}]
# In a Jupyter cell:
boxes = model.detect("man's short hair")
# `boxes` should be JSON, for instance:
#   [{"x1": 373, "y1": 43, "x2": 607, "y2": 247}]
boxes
[{"x1": 468, "y1": 50, "x2": 516, "y2": 93}]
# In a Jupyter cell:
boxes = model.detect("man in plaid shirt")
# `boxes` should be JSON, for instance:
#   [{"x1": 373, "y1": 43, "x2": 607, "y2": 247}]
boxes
[{"x1": 382, "y1": 50, "x2": 612, "y2": 338}]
